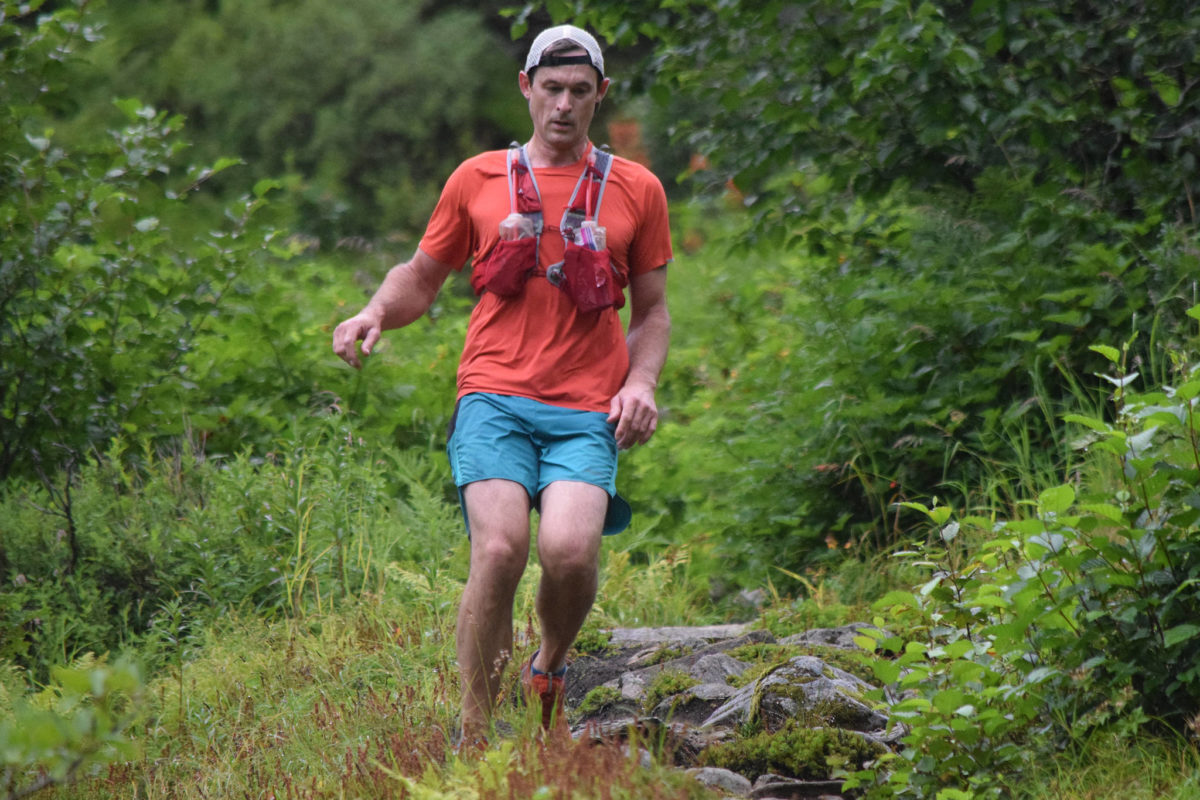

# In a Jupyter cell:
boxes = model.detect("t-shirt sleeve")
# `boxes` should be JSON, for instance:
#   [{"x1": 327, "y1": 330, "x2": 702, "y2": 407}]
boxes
[
  {"x1": 629, "y1": 171, "x2": 674, "y2": 276},
  {"x1": 418, "y1": 161, "x2": 478, "y2": 271}
]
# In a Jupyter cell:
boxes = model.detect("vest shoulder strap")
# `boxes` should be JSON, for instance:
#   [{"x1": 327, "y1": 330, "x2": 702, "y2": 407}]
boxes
[
  {"x1": 591, "y1": 147, "x2": 614, "y2": 222},
  {"x1": 504, "y1": 143, "x2": 614, "y2": 221}
]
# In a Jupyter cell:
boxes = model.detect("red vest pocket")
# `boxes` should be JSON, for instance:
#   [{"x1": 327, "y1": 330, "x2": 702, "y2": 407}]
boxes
[{"x1": 471, "y1": 237, "x2": 537, "y2": 297}]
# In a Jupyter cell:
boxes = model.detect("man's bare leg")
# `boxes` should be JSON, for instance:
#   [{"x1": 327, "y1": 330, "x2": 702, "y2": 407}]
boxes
[
  {"x1": 457, "y1": 479, "x2": 531, "y2": 737},
  {"x1": 531, "y1": 480, "x2": 607, "y2": 674}
]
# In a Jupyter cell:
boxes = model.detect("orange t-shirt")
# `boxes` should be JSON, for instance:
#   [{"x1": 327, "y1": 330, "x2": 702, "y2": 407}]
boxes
[{"x1": 419, "y1": 145, "x2": 673, "y2": 412}]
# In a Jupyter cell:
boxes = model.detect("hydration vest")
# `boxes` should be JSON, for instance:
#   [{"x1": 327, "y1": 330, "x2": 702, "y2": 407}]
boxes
[{"x1": 469, "y1": 143, "x2": 625, "y2": 312}]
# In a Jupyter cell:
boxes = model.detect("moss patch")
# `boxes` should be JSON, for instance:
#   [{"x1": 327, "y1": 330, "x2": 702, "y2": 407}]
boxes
[
  {"x1": 572, "y1": 626, "x2": 615, "y2": 656},
  {"x1": 575, "y1": 685, "x2": 625, "y2": 718},
  {"x1": 641, "y1": 668, "x2": 699, "y2": 714},
  {"x1": 726, "y1": 642, "x2": 877, "y2": 686},
  {"x1": 699, "y1": 721, "x2": 885, "y2": 780}
]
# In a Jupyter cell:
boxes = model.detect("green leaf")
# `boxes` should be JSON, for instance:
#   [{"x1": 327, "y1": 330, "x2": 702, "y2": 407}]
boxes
[
  {"x1": 112, "y1": 97, "x2": 146, "y2": 121},
  {"x1": 1063, "y1": 413, "x2": 1111, "y2": 433},
  {"x1": 1175, "y1": 380, "x2": 1200, "y2": 401},
  {"x1": 1163, "y1": 624, "x2": 1200, "y2": 649},
  {"x1": 25, "y1": 132, "x2": 51, "y2": 152},
  {"x1": 1038, "y1": 485, "x2": 1075, "y2": 514},
  {"x1": 1147, "y1": 71, "x2": 1181, "y2": 107},
  {"x1": 1078, "y1": 503, "x2": 1124, "y2": 524},
  {"x1": 1089, "y1": 344, "x2": 1121, "y2": 363},
  {"x1": 853, "y1": 635, "x2": 878, "y2": 652},
  {"x1": 873, "y1": 590, "x2": 921, "y2": 610}
]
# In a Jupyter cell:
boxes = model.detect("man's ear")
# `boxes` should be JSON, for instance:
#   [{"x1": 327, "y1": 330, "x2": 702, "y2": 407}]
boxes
[
  {"x1": 519, "y1": 71, "x2": 533, "y2": 99},
  {"x1": 597, "y1": 77, "x2": 611, "y2": 103}
]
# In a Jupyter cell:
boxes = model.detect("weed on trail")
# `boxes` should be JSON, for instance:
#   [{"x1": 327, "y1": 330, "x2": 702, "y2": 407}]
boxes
[
  {"x1": 41, "y1": 593, "x2": 717, "y2": 800},
  {"x1": 444, "y1": 729, "x2": 714, "y2": 800}
]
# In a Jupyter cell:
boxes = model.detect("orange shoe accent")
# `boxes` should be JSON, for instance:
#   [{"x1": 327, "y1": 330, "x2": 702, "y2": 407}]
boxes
[{"x1": 520, "y1": 653, "x2": 566, "y2": 730}]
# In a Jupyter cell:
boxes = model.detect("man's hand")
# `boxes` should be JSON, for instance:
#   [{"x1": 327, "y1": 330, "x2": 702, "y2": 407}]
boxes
[
  {"x1": 607, "y1": 381, "x2": 658, "y2": 449},
  {"x1": 332, "y1": 312, "x2": 383, "y2": 369}
]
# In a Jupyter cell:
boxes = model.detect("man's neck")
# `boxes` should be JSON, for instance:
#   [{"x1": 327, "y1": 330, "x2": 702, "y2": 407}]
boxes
[{"x1": 525, "y1": 137, "x2": 590, "y2": 168}]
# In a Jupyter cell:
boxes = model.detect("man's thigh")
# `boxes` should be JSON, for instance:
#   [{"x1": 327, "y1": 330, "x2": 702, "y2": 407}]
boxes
[{"x1": 538, "y1": 480, "x2": 609, "y2": 539}]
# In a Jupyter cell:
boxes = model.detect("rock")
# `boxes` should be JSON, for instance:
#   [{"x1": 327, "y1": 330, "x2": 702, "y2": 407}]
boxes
[
  {"x1": 612, "y1": 669, "x2": 651, "y2": 702},
  {"x1": 569, "y1": 623, "x2": 894, "y2": 789},
  {"x1": 751, "y1": 773, "x2": 846, "y2": 799},
  {"x1": 622, "y1": 744, "x2": 654, "y2": 768},
  {"x1": 691, "y1": 653, "x2": 751, "y2": 684},
  {"x1": 780, "y1": 624, "x2": 881, "y2": 651},
  {"x1": 608, "y1": 624, "x2": 755, "y2": 648},
  {"x1": 687, "y1": 766, "x2": 753, "y2": 796},
  {"x1": 649, "y1": 686, "x2": 736, "y2": 727},
  {"x1": 691, "y1": 682, "x2": 739, "y2": 702},
  {"x1": 702, "y1": 656, "x2": 888, "y2": 733},
  {"x1": 736, "y1": 588, "x2": 768, "y2": 609}
]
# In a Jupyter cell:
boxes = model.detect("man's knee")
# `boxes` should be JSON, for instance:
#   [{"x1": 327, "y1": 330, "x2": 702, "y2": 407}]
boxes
[
  {"x1": 538, "y1": 535, "x2": 599, "y2": 583},
  {"x1": 472, "y1": 529, "x2": 529, "y2": 577}
]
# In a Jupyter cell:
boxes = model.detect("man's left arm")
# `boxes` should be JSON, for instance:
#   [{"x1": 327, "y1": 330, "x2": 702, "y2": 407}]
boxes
[{"x1": 608, "y1": 266, "x2": 670, "y2": 449}]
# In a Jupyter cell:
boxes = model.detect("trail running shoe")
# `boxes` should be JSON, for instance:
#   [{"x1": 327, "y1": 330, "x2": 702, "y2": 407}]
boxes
[{"x1": 520, "y1": 652, "x2": 567, "y2": 730}]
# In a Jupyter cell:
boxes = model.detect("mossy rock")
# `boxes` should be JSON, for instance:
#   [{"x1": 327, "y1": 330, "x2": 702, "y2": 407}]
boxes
[
  {"x1": 727, "y1": 642, "x2": 876, "y2": 688},
  {"x1": 641, "y1": 668, "x2": 699, "y2": 714},
  {"x1": 698, "y1": 721, "x2": 885, "y2": 781},
  {"x1": 575, "y1": 685, "x2": 625, "y2": 718},
  {"x1": 572, "y1": 626, "x2": 615, "y2": 656}
]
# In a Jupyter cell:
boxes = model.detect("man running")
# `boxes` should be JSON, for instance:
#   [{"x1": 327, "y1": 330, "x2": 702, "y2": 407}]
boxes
[{"x1": 332, "y1": 23, "x2": 672, "y2": 745}]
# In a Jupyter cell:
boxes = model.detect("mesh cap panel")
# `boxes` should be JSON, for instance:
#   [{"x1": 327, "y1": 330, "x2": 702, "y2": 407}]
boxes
[{"x1": 524, "y1": 25, "x2": 604, "y2": 77}]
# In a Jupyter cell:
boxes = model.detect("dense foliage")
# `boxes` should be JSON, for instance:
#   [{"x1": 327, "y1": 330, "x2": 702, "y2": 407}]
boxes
[
  {"x1": 540, "y1": 0, "x2": 1199, "y2": 224},
  {"x1": 525, "y1": 0, "x2": 1200, "y2": 574},
  {"x1": 0, "y1": 1, "x2": 283, "y2": 480},
  {"x1": 851, "y1": 335, "x2": 1200, "y2": 797},
  {"x1": 70, "y1": 0, "x2": 538, "y2": 239},
  {"x1": 4, "y1": 2, "x2": 1200, "y2": 797}
]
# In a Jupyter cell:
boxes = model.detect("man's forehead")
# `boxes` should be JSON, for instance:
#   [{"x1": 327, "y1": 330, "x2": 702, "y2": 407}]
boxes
[{"x1": 532, "y1": 61, "x2": 600, "y2": 88}]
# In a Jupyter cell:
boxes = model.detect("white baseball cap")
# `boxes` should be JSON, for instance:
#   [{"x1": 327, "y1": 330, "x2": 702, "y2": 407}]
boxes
[{"x1": 524, "y1": 24, "x2": 605, "y2": 78}]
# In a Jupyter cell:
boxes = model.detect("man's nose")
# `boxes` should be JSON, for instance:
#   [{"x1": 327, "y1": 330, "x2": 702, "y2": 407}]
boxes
[{"x1": 555, "y1": 92, "x2": 573, "y2": 112}]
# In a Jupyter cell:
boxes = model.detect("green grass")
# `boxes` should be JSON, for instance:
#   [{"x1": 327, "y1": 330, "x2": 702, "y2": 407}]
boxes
[
  {"x1": 1018, "y1": 730, "x2": 1200, "y2": 800},
  {"x1": 31, "y1": 596, "x2": 718, "y2": 800}
]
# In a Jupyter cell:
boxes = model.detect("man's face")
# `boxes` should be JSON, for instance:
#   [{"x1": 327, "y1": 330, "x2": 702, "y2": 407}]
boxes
[{"x1": 520, "y1": 58, "x2": 610, "y2": 153}]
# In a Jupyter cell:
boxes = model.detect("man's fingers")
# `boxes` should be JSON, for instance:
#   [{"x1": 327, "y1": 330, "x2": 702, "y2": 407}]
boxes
[
  {"x1": 361, "y1": 326, "x2": 381, "y2": 357},
  {"x1": 607, "y1": 395, "x2": 622, "y2": 424},
  {"x1": 332, "y1": 318, "x2": 380, "y2": 370},
  {"x1": 612, "y1": 401, "x2": 657, "y2": 449}
]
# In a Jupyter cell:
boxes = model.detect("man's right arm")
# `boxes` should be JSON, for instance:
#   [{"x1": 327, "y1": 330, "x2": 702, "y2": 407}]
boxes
[{"x1": 331, "y1": 247, "x2": 455, "y2": 369}]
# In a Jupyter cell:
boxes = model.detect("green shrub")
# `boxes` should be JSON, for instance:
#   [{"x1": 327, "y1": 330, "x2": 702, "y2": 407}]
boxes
[
  {"x1": 0, "y1": 416, "x2": 462, "y2": 680},
  {"x1": 0, "y1": 1, "x2": 285, "y2": 480},
  {"x1": 85, "y1": 0, "x2": 528, "y2": 239},
  {"x1": 848, "y1": 331, "x2": 1200, "y2": 797},
  {"x1": 0, "y1": 656, "x2": 143, "y2": 799}
]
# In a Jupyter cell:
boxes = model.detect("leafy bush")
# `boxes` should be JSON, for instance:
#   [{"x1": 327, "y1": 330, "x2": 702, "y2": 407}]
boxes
[
  {"x1": 0, "y1": 656, "x2": 143, "y2": 799},
  {"x1": 0, "y1": 1, "x2": 283, "y2": 480},
  {"x1": 562, "y1": 0, "x2": 1200, "y2": 233},
  {"x1": 85, "y1": 0, "x2": 528, "y2": 239},
  {"x1": 0, "y1": 417, "x2": 462, "y2": 680},
  {"x1": 620, "y1": 181, "x2": 1198, "y2": 589},
  {"x1": 523, "y1": 0, "x2": 1200, "y2": 595},
  {"x1": 849, "y1": 330, "x2": 1200, "y2": 797}
]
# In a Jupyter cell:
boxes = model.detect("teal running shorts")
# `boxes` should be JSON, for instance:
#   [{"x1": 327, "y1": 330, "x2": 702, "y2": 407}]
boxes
[{"x1": 446, "y1": 392, "x2": 632, "y2": 535}]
